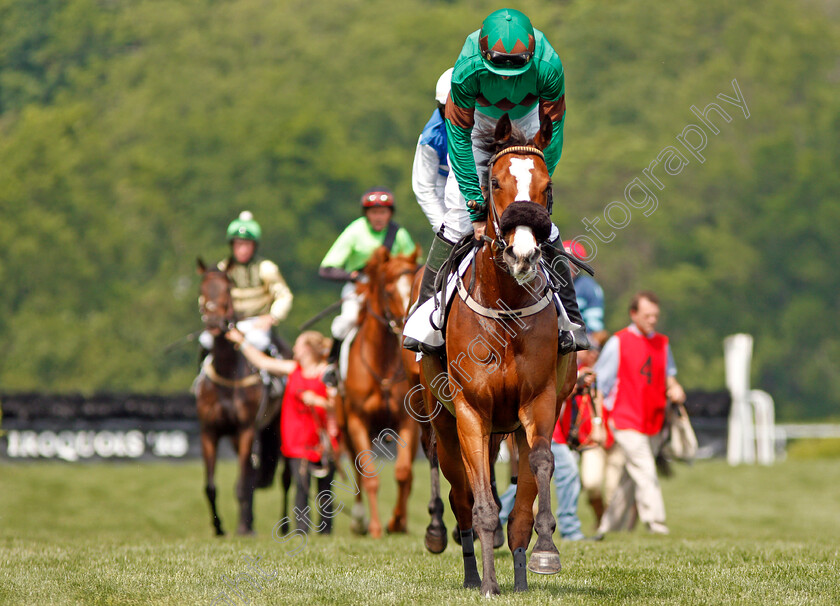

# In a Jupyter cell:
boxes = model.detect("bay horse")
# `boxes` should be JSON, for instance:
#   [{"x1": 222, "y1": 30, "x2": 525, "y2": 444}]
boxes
[
  {"x1": 340, "y1": 246, "x2": 420, "y2": 537},
  {"x1": 416, "y1": 115, "x2": 577, "y2": 595},
  {"x1": 195, "y1": 259, "x2": 283, "y2": 536}
]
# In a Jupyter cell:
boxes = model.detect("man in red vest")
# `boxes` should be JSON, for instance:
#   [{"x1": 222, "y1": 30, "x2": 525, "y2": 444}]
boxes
[{"x1": 593, "y1": 291, "x2": 686, "y2": 536}]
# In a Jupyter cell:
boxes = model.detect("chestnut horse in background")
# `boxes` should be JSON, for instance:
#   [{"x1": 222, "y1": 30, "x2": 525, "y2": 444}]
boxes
[
  {"x1": 416, "y1": 115, "x2": 577, "y2": 595},
  {"x1": 339, "y1": 247, "x2": 420, "y2": 538},
  {"x1": 195, "y1": 260, "x2": 283, "y2": 536}
]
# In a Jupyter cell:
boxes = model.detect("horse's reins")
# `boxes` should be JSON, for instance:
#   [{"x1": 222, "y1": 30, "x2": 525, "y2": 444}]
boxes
[
  {"x1": 363, "y1": 267, "x2": 417, "y2": 336},
  {"x1": 483, "y1": 145, "x2": 548, "y2": 258},
  {"x1": 358, "y1": 265, "x2": 417, "y2": 406},
  {"x1": 454, "y1": 145, "x2": 555, "y2": 321},
  {"x1": 199, "y1": 274, "x2": 262, "y2": 389}
]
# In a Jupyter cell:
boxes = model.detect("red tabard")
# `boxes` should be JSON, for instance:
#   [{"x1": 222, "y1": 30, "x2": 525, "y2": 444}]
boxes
[
  {"x1": 553, "y1": 392, "x2": 614, "y2": 449},
  {"x1": 611, "y1": 328, "x2": 669, "y2": 435},
  {"x1": 280, "y1": 366, "x2": 330, "y2": 463}
]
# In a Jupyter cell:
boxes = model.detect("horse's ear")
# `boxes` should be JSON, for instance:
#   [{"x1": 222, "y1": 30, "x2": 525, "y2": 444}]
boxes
[
  {"x1": 533, "y1": 115, "x2": 553, "y2": 151},
  {"x1": 494, "y1": 114, "x2": 513, "y2": 146},
  {"x1": 197, "y1": 257, "x2": 206, "y2": 275}
]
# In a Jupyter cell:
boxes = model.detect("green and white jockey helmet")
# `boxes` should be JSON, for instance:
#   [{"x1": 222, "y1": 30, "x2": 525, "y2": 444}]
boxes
[
  {"x1": 226, "y1": 211, "x2": 262, "y2": 242},
  {"x1": 479, "y1": 8, "x2": 536, "y2": 77}
]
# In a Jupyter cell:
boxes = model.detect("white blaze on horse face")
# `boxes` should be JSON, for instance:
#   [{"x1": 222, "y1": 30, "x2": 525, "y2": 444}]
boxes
[
  {"x1": 509, "y1": 225, "x2": 539, "y2": 284},
  {"x1": 396, "y1": 274, "x2": 413, "y2": 313},
  {"x1": 508, "y1": 157, "x2": 535, "y2": 202},
  {"x1": 511, "y1": 225, "x2": 537, "y2": 258}
]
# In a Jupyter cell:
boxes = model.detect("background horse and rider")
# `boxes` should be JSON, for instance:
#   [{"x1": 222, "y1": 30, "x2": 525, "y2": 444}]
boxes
[
  {"x1": 337, "y1": 246, "x2": 421, "y2": 537},
  {"x1": 409, "y1": 114, "x2": 579, "y2": 595},
  {"x1": 194, "y1": 259, "x2": 287, "y2": 536}
]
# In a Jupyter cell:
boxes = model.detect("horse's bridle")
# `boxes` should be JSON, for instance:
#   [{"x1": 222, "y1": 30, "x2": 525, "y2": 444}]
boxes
[
  {"x1": 483, "y1": 145, "x2": 550, "y2": 261},
  {"x1": 199, "y1": 273, "x2": 235, "y2": 333},
  {"x1": 364, "y1": 266, "x2": 418, "y2": 335}
]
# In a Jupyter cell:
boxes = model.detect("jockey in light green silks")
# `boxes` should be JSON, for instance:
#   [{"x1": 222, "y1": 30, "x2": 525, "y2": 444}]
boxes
[{"x1": 318, "y1": 188, "x2": 416, "y2": 384}]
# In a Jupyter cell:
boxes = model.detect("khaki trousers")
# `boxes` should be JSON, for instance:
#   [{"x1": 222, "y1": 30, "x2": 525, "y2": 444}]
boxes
[{"x1": 597, "y1": 428, "x2": 666, "y2": 533}]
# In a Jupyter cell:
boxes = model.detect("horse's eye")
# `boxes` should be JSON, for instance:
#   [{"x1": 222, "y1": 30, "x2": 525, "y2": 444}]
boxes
[{"x1": 491, "y1": 178, "x2": 500, "y2": 190}]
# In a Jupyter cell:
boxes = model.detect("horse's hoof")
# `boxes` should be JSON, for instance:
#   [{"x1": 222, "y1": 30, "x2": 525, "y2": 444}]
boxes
[
  {"x1": 236, "y1": 527, "x2": 256, "y2": 537},
  {"x1": 424, "y1": 526, "x2": 448, "y2": 554},
  {"x1": 481, "y1": 581, "x2": 501, "y2": 597},
  {"x1": 369, "y1": 524, "x2": 383, "y2": 539},
  {"x1": 527, "y1": 550, "x2": 561, "y2": 575},
  {"x1": 349, "y1": 519, "x2": 368, "y2": 535},
  {"x1": 386, "y1": 517, "x2": 408, "y2": 534},
  {"x1": 214, "y1": 530, "x2": 226, "y2": 538},
  {"x1": 350, "y1": 503, "x2": 368, "y2": 535},
  {"x1": 463, "y1": 572, "x2": 481, "y2": 590}
]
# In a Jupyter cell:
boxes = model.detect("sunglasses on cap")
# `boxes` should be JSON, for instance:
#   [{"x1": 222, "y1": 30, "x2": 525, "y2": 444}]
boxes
[
  {"x1": 484, "y1": 49, "x2": 533, "y2": 68},
  {"x1": 362, "y1": 192, "x2": 394, "y2": 206}
]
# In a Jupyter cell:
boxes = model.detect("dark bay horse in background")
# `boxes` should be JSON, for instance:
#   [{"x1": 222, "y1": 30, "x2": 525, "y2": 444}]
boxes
[
  {"x1": 195, "y1": 259, "x2": 283, "y2": 536},
  {"x1": 416, "y1": 115, "x2": 577, "y2": 595},
  {"x1": 340, "y1": 246, "x2": 419, "y2": 538}
]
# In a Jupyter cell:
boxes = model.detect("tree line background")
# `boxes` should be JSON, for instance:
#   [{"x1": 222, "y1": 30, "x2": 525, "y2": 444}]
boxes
[{"x1": 0, "y1": 0, "x2": 837, "y2": 419}]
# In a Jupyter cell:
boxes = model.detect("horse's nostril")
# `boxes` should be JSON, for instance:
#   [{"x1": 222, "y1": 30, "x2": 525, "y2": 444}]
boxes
[{"x1": 528, "y1": 248, "x2": 541, "y2": 265}]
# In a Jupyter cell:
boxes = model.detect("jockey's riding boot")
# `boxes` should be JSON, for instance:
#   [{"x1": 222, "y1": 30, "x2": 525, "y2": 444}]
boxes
[
  {"x1": 323, "y1": 338, "x2": 342, "y2": 388},
  {"x1": 403, "y1": 232, "x2": 454, "y2": 354},
  {"x1": 411, "y1": 231, "x2": 455, "y2": 314},
  {"x1": 542, "y1": 241, "x2": 590, "y2": 355}
]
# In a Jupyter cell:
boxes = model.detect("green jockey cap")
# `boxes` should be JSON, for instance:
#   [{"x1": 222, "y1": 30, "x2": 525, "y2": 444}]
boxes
[
  {"x1": 479, "y1": 9, "x2": 536, "y2": 77},
  {"x1": 226, "y1": 211, "x2": 262, "y2": 242}
]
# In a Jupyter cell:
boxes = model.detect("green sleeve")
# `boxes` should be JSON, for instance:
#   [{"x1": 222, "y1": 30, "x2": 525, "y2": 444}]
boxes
[
  {"x1": 445, "y1": 71, "x2": 486, "y2": 221},
  {"x1": 393, "y1": 227, "x2": 416, "y2": 256},
  {"x1": 537, "y1": 52, "x2": 566, "y2": 175},
  {"x1": 319, "y1": 221, "x2": 358, "y2": 270}
]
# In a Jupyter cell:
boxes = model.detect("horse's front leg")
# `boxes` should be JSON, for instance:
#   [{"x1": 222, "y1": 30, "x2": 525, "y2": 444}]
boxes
[
  {"x1": 200, "y1": 429, "x2": 225, "y2": 536},
  {"x1": 387, "y1": 413, "x2": 419, "y2": 534},
  {"x1": 346, "y1": 411, "x2": 382, "y2": 538},
  {"x1": 422, "y1": 420, "x2": 448, "y2": 554},
  {"x1": 455, "y1": 404, "x2": 499, "y2": 597},
  {"x1": 232, "y1": 427, "x2": 257, "y2": 535},
  {"x1": 523, "y1": 393, "x2": 562, "y2": 575}
]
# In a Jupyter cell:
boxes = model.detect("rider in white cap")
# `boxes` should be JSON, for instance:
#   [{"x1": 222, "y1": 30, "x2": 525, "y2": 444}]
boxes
[{"x1": 412, "y1": 67, "x2": 454, "y2": 235}]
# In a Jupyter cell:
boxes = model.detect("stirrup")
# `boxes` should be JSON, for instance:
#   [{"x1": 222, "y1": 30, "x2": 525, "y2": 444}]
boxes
[
  {"x1": 403, "y1": 336, "x2": 444, "y2": 356},
  {"x1": 559, "y1": 328, "x2": 591, "y2": 355}
]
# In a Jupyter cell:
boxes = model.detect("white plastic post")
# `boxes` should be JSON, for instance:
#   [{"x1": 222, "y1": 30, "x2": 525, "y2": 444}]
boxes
[
  {"x1": 724, "y1": 334, "x2": 754, "y2": 465},
  {"x1": 750, "y1": 389, "x2": 776, "y2": 465}
]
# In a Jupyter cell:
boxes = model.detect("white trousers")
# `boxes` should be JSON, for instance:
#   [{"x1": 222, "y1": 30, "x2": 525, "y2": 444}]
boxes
[
  {"x1": 331, "y1": 281, "x2": 364, "y2": 341},
  {"x1": 597, "y1": 429, "x2": 667, "y2": 533},
  {"x1": 199, "y1": 317, "x2": 271, "y2": 352}
]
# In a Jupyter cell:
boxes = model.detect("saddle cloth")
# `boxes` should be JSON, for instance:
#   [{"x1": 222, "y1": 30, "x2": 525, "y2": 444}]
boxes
[{"x1": 402, "y1": 251, "x2": 576, "y2": 354}]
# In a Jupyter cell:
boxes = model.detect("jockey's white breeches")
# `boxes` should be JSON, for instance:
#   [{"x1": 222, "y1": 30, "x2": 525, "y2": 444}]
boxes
[
  {"x1": 331, "y1": 281, "x2": 364, "y2": 341},
  {"x1": 199, "y1": 317, "x2": 271, "y2": 352},
  {"x1": 441, "y1": 106, "x2": 558, "y2": 244}
]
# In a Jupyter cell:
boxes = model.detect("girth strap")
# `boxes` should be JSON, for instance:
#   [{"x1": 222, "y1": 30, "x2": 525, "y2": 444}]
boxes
[
  {"x1": 456, "y1": 277, "x2": 553, "y2": 320},
  {"x1": 203, "y1": 358, "x2": 262, "y2": 389}
]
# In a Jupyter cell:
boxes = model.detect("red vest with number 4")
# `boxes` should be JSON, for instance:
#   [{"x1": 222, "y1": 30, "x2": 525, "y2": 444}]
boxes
[{"x1": 613, "y1": 328, "x2": 668, "y2": 435}]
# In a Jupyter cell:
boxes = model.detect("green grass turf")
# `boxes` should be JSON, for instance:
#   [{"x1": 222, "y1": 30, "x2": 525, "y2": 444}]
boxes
[{"x1": 1, "y1": 455, "x2": 839, "y2": 605}]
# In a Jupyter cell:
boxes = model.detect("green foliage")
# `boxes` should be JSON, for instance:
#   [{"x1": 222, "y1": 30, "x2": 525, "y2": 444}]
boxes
[{"x1": 0, "y1": 0, "x2": 837, "y2": 418}]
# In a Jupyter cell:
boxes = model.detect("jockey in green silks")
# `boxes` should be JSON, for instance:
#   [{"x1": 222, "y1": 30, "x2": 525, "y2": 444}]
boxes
[
  {"x1": 404, "y1": 8, "x2": 590, "y2": 356},
  {"x1": 199, "y1": 211, "x2": 293, "y2": 356}
]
